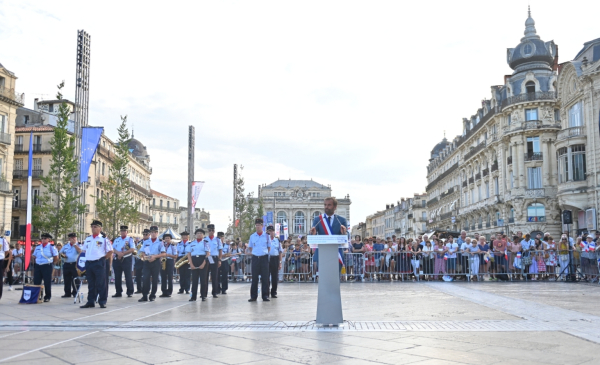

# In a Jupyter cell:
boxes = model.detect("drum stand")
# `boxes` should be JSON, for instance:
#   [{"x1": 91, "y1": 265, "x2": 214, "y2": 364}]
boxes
[{"x1": 73, "y1": 276, "x2": 86, "y2": 304}]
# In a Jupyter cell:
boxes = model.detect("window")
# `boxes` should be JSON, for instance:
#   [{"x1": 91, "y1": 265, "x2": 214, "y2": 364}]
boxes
[
  {"x1": 494, "y1": 177, "x2": 499, "y2": 195},
  {"x1": 101, "y1": 162, "x2": 105, "y2": 176},
  {"x1": 523, "y1": 43, "x2": 533, "y2": 56},
  {"x1": 167, "y1": 216, "x2": 170, "y2": 224},
  {"x1": 527, "y1": 203, "x2": 545, "y2": 222},
  {"x1": 525, "y1": 81, "x2": 536, "y2": 93},
  {"x1": 160, "y1": 199, "x2": 163, "y2": 207},
  {"x1": 525, "y1": 108, "x2": 538, "y2": 121},
  {"x1": 48, "y1": 104, "x2": 54, "y2": 113},
  {"x1": 294, "y1": 211, "x2": 305, "y2": 233},
  {"x1": 485, "y1": 182, "x2": 490, "y2": 198},
  {"x1": 568, "y1": 102, "x2": 583, "y2": 127},
  {"x1": 33, "y1": 158, "x2": 41, "y2": 171},
  {"x1": 508, "y1": 114, "x2": 512, "y2": 125},
  {"x1": 277, "y1": 211, "x2": 287, "y2": 234},
  {"x1": 470, "y1": 190, "x2": 474, "y2": 204},
  {"x1": 422, "y1": 200, "x2": 426, "y2": 207},
  {"x1": 167, "y1": 201, "x2": 170, "y2": 209},
  {"x1": 496, "y1": 212, "x2": 501, "y2": 225},
  {"x1": 554, "y1": 109, "x2": 560, "y2": 122},
  {"x1": 477, "y1": 186, "x2": 481, "y2": 201},
  {"x1": 526, "y1": 136, "x2": 540, "y2": 153},
  {"x1": 527, "y1": 167, "x2": 542, "y2": 189},
  {"x1": 557, "y1": 147, "x2": 568, "y2": 183},
  {"x1": 422, "y1": 211, "x2": 427, "y2": 219},
  {"x1": 510, "y1": 208, "x2": 515, "y2": 220},
  {"x1": 33, "y1": 188, "x2": 40, "y2": 205},
  {"x1": 572, "y1": 145, "x2": 586, "y2": 181},
  {"x1": 13, "y1": 187, "x2": 20, "y2": 208},
  {"x1": 159, "y1": 215, "x2": 163, "y2": 223},
  {"x1": 24, "y1": 115, "x2": 30, "y2": 124},
  {"x1": 153, "y1": 198, "x2": 155, "y2": 205},
  {"x1": 313, "y1": 211, "x2": 321, "y2": 220}
]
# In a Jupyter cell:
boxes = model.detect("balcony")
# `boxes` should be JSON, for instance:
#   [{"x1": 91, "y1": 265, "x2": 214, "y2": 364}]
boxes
[
  {"x1": 0, "y1": 86, "x2": 25, "y2": 105},
  {"x1": 478, "y1": 223, "x2": 483, "y2": 229},
  {"x1": 508, "y1": 218, "x2": 515, "y2": 223},
  {"x1": 507, "y1": 156, "x2": 513, "y2": 165},
  {"x1": 508, "y1": 187, "x2": 558, "y2": 199},
  {"x1": 408, "y1": 227, "x2": 413, "y2": 232},
  {"x1": 482, "y1": 168, "x2": 489, "y2": 177},
  {"x1": 97, "y1": 145, "x2": 115, "y2": 161},
  {"x1": 129, "y1": 180, "x2": 152, "y2": 198},
  {"x1": 13, "y1": 199, "x2": 42, "y2": 209},
  {"x1": 471, "y1": 225, "x2": 476, "y2": 231},
  {"x1": 491, "y1": 162, "x2": 498, "y2": 172},
  {"x1": 0, "y1": 181, "x2": 10, "y2": 193},
  {"x1": 463, "y1": 142, "x2": 487, "y2": 162},
  {"x1": 440, "y1": 211, "x2": 453, "y2": 220},
  {"x1": 501, "y1": 91, "x2": 557, "y2": 109},
  {"x1": 13, "y1": 169, "x2": 43, "y2": 179},
  {"x1": 475, "y1": 173, "x2": 481, "y2": 180},
  {"x1": 15, "y1": 144, "x2": 23, "y2": 152},
  {"x1": 485, "y1": 222, "x2": 490, "y2": 228},
  {"x1": 427, "y1": 197, "x2": 439, "y2": 207},
  {"x1": 139, "y1": 213, "x2": 152, "y2": 221},
  {"x1": 426, "y1": 162, "x2": 459, "y2": 192},
  {"x1": 462, "y1": 181, "x2": 467, "y2": 188},
  {"x1": 0, "y1": 132, "x2": 11, "y2": 145},
  {"x1": 32, "y1": 143, "x2": 42, "y2": 152},
  {"x1": 468, "y1": 177, "x2": 474, "y2": 184},
  {"x1": 407, "y1": 214, "x2": 413, "y2": 219},
  {"x1": 151, "y1": 204, "x2": 179, "y2": 213},
  {"x1": 557, "y1": 126, "x2": 585, "y2": 141},
  {"x1": 454, "y1": 106, "x2": 501, "y2": 149},
  {"x1": 524, "y1": 152, "x2": 543, "y2": 161},
  {"x1": 441, "y1": 187, "x2": 455, "y2": 199}
]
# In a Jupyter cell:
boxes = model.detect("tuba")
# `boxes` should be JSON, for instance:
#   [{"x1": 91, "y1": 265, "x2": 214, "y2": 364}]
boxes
[{"x1": 174, "y1": 256, "x2": 188, "y2": 269}]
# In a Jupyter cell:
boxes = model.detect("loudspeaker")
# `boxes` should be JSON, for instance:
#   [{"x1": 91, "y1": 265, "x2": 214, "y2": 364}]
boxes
[{"x1": 562, "y1": 210, "x2": 573, "y2": 225}]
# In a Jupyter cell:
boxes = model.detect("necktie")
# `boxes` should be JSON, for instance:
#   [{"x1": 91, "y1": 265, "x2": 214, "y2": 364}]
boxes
[{"x1": 328, "y1": 216, "x2": 332, "y2": 226}]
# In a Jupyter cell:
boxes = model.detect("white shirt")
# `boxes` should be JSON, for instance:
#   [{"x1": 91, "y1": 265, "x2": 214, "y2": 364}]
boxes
[
  {"x1": 0, "y1": 238, "x2": 9, "y2": 255},
  {"x1": 81, "y1": 234, "x2": 113, "y2": 261},
  {"x1": 446, "y1": 242, "x2": 458, "y2": 258}
]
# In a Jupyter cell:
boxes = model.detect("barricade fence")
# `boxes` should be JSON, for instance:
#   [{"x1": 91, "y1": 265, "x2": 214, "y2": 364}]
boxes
[{"x1": 8, "y1": 249, "x2": 598, "y2": 286}]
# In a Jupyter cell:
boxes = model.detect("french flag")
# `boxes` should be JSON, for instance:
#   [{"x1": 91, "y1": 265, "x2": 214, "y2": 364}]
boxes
[
  {"x1": 444, "y1": 253, "x2": 448, "y2": 261},
  {"x1": 24, "y1": 131, "x2": 33, "y2": 271},
  {"x1": 517, "y1": 252, "x2": 522, "y2": 258},
  {"x1": 589, "y1": 242, "x2": 596, "y2": 251},
  {"x1": 504, "y1": 249, "x2": 508, "y2": 260}
]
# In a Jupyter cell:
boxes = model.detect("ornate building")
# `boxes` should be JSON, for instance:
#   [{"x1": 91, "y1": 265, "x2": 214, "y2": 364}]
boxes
[
  {"x1": 179, "y1": 206, "x2": 211, "y2": 233},
  {"x1": 426, "y1": 10, "x2": 562, "y2": 238},
  {"x1": 555, "y1": 37, "x2": 600, "y2": 234},
  {"x1": 258, "y1": 179, "x2": 351, "y2": 236},
  {"x1": 150, "y1": 190, "x2": 180, "y2": 232}
]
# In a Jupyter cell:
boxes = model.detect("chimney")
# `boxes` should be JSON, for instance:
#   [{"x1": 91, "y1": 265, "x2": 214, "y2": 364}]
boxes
[{"x1": 34, "y1": 98, "x2": 39, "y2": 111}]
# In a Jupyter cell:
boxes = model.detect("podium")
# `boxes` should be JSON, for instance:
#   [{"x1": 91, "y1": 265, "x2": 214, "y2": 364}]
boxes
[{"x1": 308, "y1": 235, "x2": 347, "y2": 326}]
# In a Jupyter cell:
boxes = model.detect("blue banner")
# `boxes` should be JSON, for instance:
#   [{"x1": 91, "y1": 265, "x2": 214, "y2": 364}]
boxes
[
  {"x1": 266, "y1": 211, "x2": 273, "y2": 225},
  {"x1": 80, "y1": 127, "x2": 103, "y2": 183}
]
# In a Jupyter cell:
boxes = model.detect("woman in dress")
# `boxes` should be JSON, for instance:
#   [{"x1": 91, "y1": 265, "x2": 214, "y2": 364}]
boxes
[
  {"x1": 364, "y1": 238, "x2": 375, "y2": 281},
  {"x1": 421, "y1": 240, "x2": 434, "y2": 281},
  {"x1": 509, "y1": 236, "x2": 522, "y2": 281},
  {"x1": 467, "y1": 239, "x2": 481, "y2": 281},
  {"x1": 388, "y1": 238, "x2": 400, "y2": 280},
  {"x1": 545, "y1": 236, "x2": 558, "y2": 281},
  {"x1": 528, "y1": 238, "x2": 541, "y2": 280},
  {"x1": 433, "y1": 239, "x2": 447, "y2": 281},
  {"x1": 557, "y1": 235, "x2": 570, "y2": 281},
  {"x1": 409, "y1": 238, "x2": 422, "y2": 281}
]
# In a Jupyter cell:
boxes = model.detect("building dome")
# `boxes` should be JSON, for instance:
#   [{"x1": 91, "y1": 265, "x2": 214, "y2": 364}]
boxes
[
  {"x1": 430, "y1": 138, "x2": 449, "y2": 160},
  {"x1": 127, "y1": 138, "x2": 148, "y2": 159},
  {"x1": 506, "y1": 8, "x2": 556, "y2": 74}
]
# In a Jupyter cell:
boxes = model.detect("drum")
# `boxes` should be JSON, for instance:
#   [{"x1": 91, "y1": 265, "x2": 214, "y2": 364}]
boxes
[{"x1": 76, "y1": 251, "x2": 87, "y2": 276}]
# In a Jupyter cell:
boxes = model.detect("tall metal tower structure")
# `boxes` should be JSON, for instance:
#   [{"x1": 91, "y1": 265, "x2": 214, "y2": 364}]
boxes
[
  {"x1": 74, "y1": 30, "x2": 91, "y2": 234},
  {"x1": 233, "y1": 164, "x2": 238, "y2": 238},
  {"x1": 187, "y1": 126, "x2": 195, "y2": 234}
]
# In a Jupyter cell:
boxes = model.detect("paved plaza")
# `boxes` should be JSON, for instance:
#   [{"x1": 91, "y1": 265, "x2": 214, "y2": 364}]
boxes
[{"x1": 1, "y1": 282, "x2": 600, "y2": 364}]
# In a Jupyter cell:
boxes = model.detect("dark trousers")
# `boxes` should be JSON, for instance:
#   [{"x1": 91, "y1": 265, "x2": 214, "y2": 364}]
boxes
[
  {"x1": 85, "y1": 258, "x2": 107, "y2": 305},
  {"x1": 104, "y1": 259, "x2": 111, "y2": 299},
  {"x1": 269, "y1": 256, "x2": 279, "y2": 296},
  {"x1": 190, "y1": 256, "x2": 208, "y2": 300},
  {"x1": 251, "y1": 255, "x2": 269, "y2": 300},
  {"x1": 33, "y1": 263, "x2": 53, "y2": 300},
  {"x1": 3, "y1": 259, "x2": 13, "y2": 286},
  {"x1": 113, "y1": 256, "x2": 134, "y2": 296},
  {"x1": 219, "y1": 260, "x2": 230, "y2": 293},
  {"x1": 62, "y1": 262, "x2": 79, "y2": 296},
  {"x1": 161, "y1": 259, "x2": 174, "y2": 295},
  {"x1": 178, "y1": 259, "x2": 190, "y2": 292},
  {"x1": 134, "y1": 258, "x2": 143, "y2": 292},
  {"x1": 0, "y1": 259, "x2": 4, "y2": 300},
  {"x1": 142, "y1": 260, "x2": 161, "y2": 299},
  {"x1": 209, "y1": 258, "x2": 220, "y2": 296}
]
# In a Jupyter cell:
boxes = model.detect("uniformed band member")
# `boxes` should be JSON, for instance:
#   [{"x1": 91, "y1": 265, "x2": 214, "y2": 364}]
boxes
[
  {"x1": 160, "y1": 233, "x2": 177, "y2": 297},
  {"x1": 267, "y1": 225, "x2": 283, "y2": 298},
  {"x1": 138, "y1": 226, "x2": 165, "y2": 302},
  {"x1": 205, "y1": 224, "x2": 223, "y2": 298},
  {"x1": 112, "y1": 226, "x2": 135, "y2": 298},
  {"x1": 248, "y1": 218, "x2": 271, "y2": 302},
  {"x1": 134, "y1": 229, "x2": 150, "y2": 293},
  {"x1": 60, "y1": 233, "x2": 81, "y2": 298},
  {"x1": 219, "y1": 234, "x2": 230, "y2": 295},
  {"x1": 176, "y1": 231, "x2": 191, "y2": 294},
  {"x1": 80, "y1": 220, "x2": 113, "y2": 308},
  {"x1": 32, "y1": 233, "x2": 59, "y2": 302},
  {"x1": 187, "y1": 228, "x2": 210, "y2": 301},
  {"x1": 0, "y1": 235, "x2": 11, "y2": 300}
]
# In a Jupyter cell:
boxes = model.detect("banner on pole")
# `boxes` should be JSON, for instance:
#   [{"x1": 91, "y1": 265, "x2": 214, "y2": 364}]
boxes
[
  {"x1": 25, "y1": 131, "x2": 33, "y2": 271},
  {"x1": 283, "y1": 221, "x2": 289, "y2": 240},
  {"x1": 266, "y1": 211, "x2": 273, "y2": 225},
  {"x1": 80, "y1": 127, "x2": 103, "y2": 183},
  {"x1": 191, "y1": 181, "x2": 204, "y2": 210}
]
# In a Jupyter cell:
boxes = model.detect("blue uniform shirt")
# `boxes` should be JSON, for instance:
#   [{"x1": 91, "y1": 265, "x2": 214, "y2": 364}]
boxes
[
  {"x1": 248, "y1": 232, "x2": 271, "y2": 256},
  {"x1": 206, "y1": 236, "x2": 223, "y2": 256},
  {"x1": 59, "y1": 242, "x2": 80, "y2": 263},
  {"x1": 142, "y1": 238, "x2": 166, "y2": 256},
  {"x1": 186, "y1": 239, "x2": 209, "y2": 256},
  {"x1": 113, "y1": 236, "x2": 135, "y2": 255},
  {"x1": 163, "y1": 242, "x2": 178, "y2": 259},
  {"x1": 33, "y1": 244, "x2": 59, "y2": 265},
  {"x1": 222, "y1": 243, "x2": 230, "y2": 255},
  {"x1": 176, "y1": 240, "x2": 190, "y2": 258},
  {"x1": 269, "y1": 237, "x2": 282, "y2": 256}
]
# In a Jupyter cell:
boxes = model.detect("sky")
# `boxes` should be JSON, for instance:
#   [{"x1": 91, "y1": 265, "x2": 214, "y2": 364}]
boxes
[{"x1": 1, "y1": 0, "x2": 599, "y2": 229}]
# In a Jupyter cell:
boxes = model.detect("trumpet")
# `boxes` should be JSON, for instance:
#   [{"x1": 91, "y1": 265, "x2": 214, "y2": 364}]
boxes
[
  {"x1": 174, "y1": 256, "x2": 188, "y2": 269},
  {"x1": 136, "y1": 242, "x2": 145, "y2": 261}
]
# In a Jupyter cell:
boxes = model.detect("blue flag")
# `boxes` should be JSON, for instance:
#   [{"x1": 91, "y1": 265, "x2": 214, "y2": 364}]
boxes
[{"x1": 80, "y1": 127, "x2": 103, "y2": 183}]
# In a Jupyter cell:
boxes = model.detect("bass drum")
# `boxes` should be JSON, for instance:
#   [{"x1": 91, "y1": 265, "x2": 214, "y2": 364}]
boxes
[{"x1": 76, "y1": 251, "x2": 87, "y2": 277}]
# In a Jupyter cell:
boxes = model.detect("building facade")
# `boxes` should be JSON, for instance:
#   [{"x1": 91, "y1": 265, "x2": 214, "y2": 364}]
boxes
[
  {"x1": 554, "y1": 38, "x2": 600, "y2": 235},
  {"x1": 179, "y1": 206, "x2": 211, "y2": 233},
  {"x1": 0, "y1": 62, "x2": 22, "y2": 236},
  {"x1": 150, "y1": 190, "x2": 180, "y2": 232},
  {"x1": 426, "y1": 10, "x2": 562, "y2": 239},
  {"x1": 258, "y1": 179, "x2": 351, "y2": 236}
]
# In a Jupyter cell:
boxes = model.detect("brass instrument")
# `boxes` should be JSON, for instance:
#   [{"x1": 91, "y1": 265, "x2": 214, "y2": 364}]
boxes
[
  {"x1": 174, "y1": 256, "x2": 188, "y2": 269},
  {"x1": 161, "y1": 258, "x2": 166, "y2": 270},
  {"x1": 136, "y1": 242, "x2": 145, "y2": 261},
  {"x1": 119, "y1": 241, "x2": 131, "y2": 261}
]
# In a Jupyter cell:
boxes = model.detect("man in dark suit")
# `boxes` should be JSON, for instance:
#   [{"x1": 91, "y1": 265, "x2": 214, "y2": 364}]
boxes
[{"x1": 310, "y1": 197, "x2": 348, "y2": 272}]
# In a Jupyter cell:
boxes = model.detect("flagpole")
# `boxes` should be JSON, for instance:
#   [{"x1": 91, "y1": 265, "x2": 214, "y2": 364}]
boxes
[{"x1": 24, "y1": 131, "x2": 33, "y2": 288}]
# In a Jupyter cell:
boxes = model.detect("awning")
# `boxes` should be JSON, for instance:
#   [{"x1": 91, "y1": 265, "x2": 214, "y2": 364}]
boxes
[{"x1": 159, "y1": 227, "x2": 182, "y2": 242}]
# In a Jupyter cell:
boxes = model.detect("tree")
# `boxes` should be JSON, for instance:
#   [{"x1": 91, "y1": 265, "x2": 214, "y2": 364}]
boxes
[
  {"x1": 33, "y1": 82, "x2": 85, "y2": 241},
  {"x1": 95, "y1": 116, "x2": 140, "y2": 238},
  {"x1": 231, "y1": 165, "x2": 264, "y2": 242}
]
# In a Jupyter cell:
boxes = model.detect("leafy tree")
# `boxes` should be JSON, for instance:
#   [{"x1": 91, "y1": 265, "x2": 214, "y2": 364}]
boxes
[
  {"x1": 94, "y1": 116, "x2": 140, "y2": 238},
  {"x1": 33, "y1": 82, "x2": 85, "y2": 241},
  {"x1": 231, "y1": 165, "x2": 264, "y2": 241}
]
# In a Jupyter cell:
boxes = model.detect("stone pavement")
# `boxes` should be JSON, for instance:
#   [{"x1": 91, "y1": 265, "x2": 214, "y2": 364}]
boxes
[{"x1": 1, "y1": 281, "x2": 599, "y2": 364}]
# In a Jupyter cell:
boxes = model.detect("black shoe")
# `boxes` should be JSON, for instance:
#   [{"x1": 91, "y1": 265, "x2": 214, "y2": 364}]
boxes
[
  {"x1": 262, "y1": 298, "x2": 270, "y2": 301},
  {"x1": 127, "y1": 294, "x2": 133, "y2": 298},
  {"x1": 185, "y1": 291, "x2": 190, "y2": 294},
  {"x1": 271, "y1": 295, "x2": 277, "y2": 298},
  {"x1": 248, "y1": 298, "x2": 257, "y2": 302},
  {"x1": 159, "y1": 294, "x2": 169, "y2": 298},
  {"x1": 138, "y1": 297, "x2": 148, "y2": 302},
  {"x1": 134, "y1": 291, "x2": 143, "y2": 294},
  {"x1": 149, "y1": 297, "x2": 155, "y2": 302},
  {"x1": 61, "y1": 295, "x2": 71, "y2": 298},
  {"x1": 80, "y1": 303, "x2": 95, "y2": 308},
  {"x1": 221, "y1": 291, "x2": 227, "y2": 295},
  {"x1": 112, "y1": 294, "x2": 122, "y2": 298},
  {"x1": 201, "y1": 297, "x2": 206, "y2": 302},
  {"x1": 189, "y1": 298, "x2": 196, "y2": 301},
  {"x1": 212, "y1": 295, "x2": 218, "y2": 298},
  {"x1": 177, "y1": 290, "x2": 184, "y2": 294},
  {"x1": 99, "y1": 303, "x2": 106, "y2": 308},
  {"x1": 43, "y1": 298, "x2": 50, "y2": 302}
]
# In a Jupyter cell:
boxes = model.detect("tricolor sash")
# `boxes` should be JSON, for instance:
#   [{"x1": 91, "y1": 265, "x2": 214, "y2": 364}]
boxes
[{"x1": 319, "y1": 214, "x2": 333, "y2": 235}]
